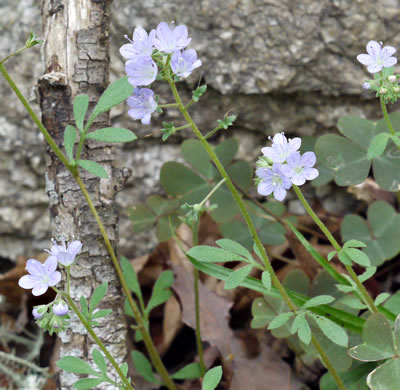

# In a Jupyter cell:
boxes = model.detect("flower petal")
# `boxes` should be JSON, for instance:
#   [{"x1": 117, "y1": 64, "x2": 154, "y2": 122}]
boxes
[
  {"x1": 357, "y1": 54, "x2": 374, "y2": 65},
  {"x1": 291, "y1": 174, "x2": 306, "y2": 186},
  {"x1": 367, "y1": 63, "x2": 382, "y2": 73},
  {"x1": 287, "y1": 137, "x2": 301, "y2": 154},
  {"x1": 366, "y1": 41, "x2": 381, "y2": 59},
  {"x1": 304, "y1": 167, "x2": 319, "y2": 181},
  {"x1": 49, "y1": 271, "x2": 62, "y2": 286},
  {"x1": 18, "y1": 275, "x2": 37, "y2": 289},
  {"x1": 257, "y1": 182, "x2": 273, "y2": 196},
  {"x1": 68, "y1": 241, "x2": 82, "y2": 257},
  {"x1": 57, "y1": 252, "x2": 75, "y2": 266},
  {"x1": 26, "y1": 259, "x2": 43, "y2": 277},
  {"x1": 120, "y1": 44, "x2": 136, "y2": 59},
  {"x1": 301, "y1": 151, "x2": 317, "y2": 168},
  {"x1": 381, "y1": 46, "x2": 396, "y2": 59},
  {"x1": 273, "y1": 186, "x2": 287, "y2": 201},
  {"x1": 44, "y1": 256, "x2": 58, "y2": 274},
  {"x1": 255, "y1": 167, "x2": 272, "y2": 179},
  {"x1": 32, "y1": 284, "x2": 48, "y2": 296},
  {"x1": 383, "y1": 57, "x2": 397, "y2": 67},
  {"x1": 281, "y1": 164, "x2": 294, "y2": 178}
]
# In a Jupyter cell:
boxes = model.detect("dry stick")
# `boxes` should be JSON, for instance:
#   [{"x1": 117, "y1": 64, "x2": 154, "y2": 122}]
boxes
[
  {"x1": 0, "y1": 62, "x2": 177, "y2": 390},
  {"x1": 166, "y1": 74, "x2": 347, "y2": 390}
]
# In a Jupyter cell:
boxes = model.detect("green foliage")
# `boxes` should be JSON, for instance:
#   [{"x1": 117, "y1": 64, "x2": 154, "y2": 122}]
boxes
[
  {"x1": 315, "y1": 114, "x2": 400, "y2": 191},
  {"x1": 341, "y1": 201, "x2": 400, "y2": 266},
  {"x1": 160, "y1": 122, "x2": 176, "y2": 141},
  {"x1": 131, "y1": 351, "x2": 160, "y2": 384},
  {"x1": 171, "y1": 362, "x2": 202, "y2": 380},
  {"x1": 193, "y1": 85, "x2": 207, "y2": 102},
  {"x1": 25, "y1": 32, "x2": 43, "y2": 48},
  {"x1": 89, "y1": 77, "x2": 133, "y2": 122},
  {"x1": 224, "y1": 264, "x2": 253, "y2": 290},
  {"x1": 146, "y1": 270, "x2": 174, "y2": 314},
  {"x1": 77, "y1": 159, "x2": 109, "y2": 179},
  {"x1": 86, "y1": 127, "x2": 137, "y2": 143},
  {"x1": 73, "y1": 94, "x2": 89, "y2": 132},
  {"x1": 202, "y1": 366, "x2": 223, "y2": 390},
  {"x1": 121, "y1": 256, "x2": 142, "y2": 297},
  {"x1": 92, "y1": 349, "x2": 107, "y2": 375},
  {"x1": 367, "y1": 359, "x2": 400, "y2": 390},
  {"x1": 79, "y1": 283, "x2": 111, "y2": 327},
  {"x1": 217, "y1": 114, "x2": 237, "y2": 130},
  {"x1": 261, "y1": 270, "x2": 271, "y2": 292},
  {"x1": 367, "y1": 132, "x2": 391, "y2": 159},
  {"x1": 320, "y1": 362, "x2": 374, "y2": 389},
  {"x1": 64, "y1": 125, "x2": 77, "y2": 162},
  {"x1": 56, "y1": 356, "x2": 99, "y2": 376}
]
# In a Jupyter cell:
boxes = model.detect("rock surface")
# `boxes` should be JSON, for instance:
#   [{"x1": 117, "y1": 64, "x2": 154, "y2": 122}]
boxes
[{"x1": 1, "y1": 0, "x2": 399, "y2": 260}]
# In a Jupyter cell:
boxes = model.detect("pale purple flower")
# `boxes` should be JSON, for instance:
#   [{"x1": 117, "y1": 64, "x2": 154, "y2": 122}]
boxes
[
  {"x1": 18, "y1": 257, "x2": 61, "y2": 296},
  {"x1": 125, "y1": 56, "x2": 158, "y2": 86},
  {"x1": 357, "y1": 40, "x2": 397, "y2": 73},
  {"x1": 53, "y1": 301, "x2": 69, "y2": 316},
  {"x1": 362, "y1": 82, "x2": 371, "y2": 90},
  {"x1": 256, "y1": 163, "x2": 292, "y2": 201},
  {"x1": 171, "y1": 49, "x2": 202, "y2": 77},
  {"x1": 120, "y1": 27, "x2": 156, "y2": 59},
  {"x1": 46, "y1": 239, "x2": 82, "y2": 267},
  {"x1": 282, "y1": 152, "x2": 319, "y2": 185},
  {"x1": 153, "y1": 22, "x2": 192, "y2": 54},
  {"x1": 261, "y1": 132, "x2": 301, "y2": 163},
  {"x1": 32, "y1": 307, "x2": 44, "y2": 319},
  {"x1": 127, "y1": 88, "x2": 157, "y2": 125}
]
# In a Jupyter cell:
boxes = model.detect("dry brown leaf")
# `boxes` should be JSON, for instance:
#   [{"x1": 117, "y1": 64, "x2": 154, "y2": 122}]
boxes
[
  {"x1": 172, "y1": 264, "x2": 233, "y2": 359},
  {"x1": 348, "y1": 178, "x2": 395, "y2": 205},
  {"x1": 159, "y1": 295, "x2": 182, "y2": 355},
  {"x1": 230, "y1": 333, "x2": 305, "y2": 390}
]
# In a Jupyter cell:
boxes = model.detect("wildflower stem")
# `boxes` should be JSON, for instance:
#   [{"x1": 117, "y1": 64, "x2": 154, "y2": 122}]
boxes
[
  {"x1": 66, "y1": 267, "x2": 71, "y2": 296},
  {"x1": 159, "y1": 103, "x2": 179, "y2": 108},
  {"x1": 167, "y1": 75, "x2": 348, "y2": 389},
  {"x1": 204, "y1": 125, "x2": 222, "y2": 140},
  {"x1": 199, "y1": 178, "x2": 226, "y2": 207},
  {"x1": 184, "y1": 98, "x2": 195, "y2": 110},
  {"x1": 1, "y1": 64, "x2": 177, "y2": 390},
  {"x1": 380, "y1": 97, "x2": 396, "y2": 136},
  {"x1": 59, "y1": 290, "x2": 135, "y2": 390},
  {"x1": 0, "y1": 46, "x2": 27, "y2": 64},
  {"x1": 292, "y1": 185, "x2": 378, "y2": 313},
  {"x1": 192, "y1": 221, "x2": 206, "y2": 376},
  {"x1": 74, "y1": 174, "x2": 177, "y2": 390}
]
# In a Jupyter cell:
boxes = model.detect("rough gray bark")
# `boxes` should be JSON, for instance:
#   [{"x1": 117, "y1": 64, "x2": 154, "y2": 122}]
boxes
[{"x1": 39, "y1": 1, "x2": 128, "y2": 388}]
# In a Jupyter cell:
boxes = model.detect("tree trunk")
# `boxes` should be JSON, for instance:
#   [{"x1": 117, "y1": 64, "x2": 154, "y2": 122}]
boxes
[{"x1": 39, "y1": 1, "x2": 128, "y2": 388}]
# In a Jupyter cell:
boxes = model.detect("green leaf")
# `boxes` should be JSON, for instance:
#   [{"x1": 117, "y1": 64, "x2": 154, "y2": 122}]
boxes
[
  {"x1": 121, "y1": 256, "x2": 141, "y2": 297},
  {"x1": 311, "y1": 314, "x2": 349, "y2": 347},
  {"x1": 155, "y1": 214, "x2": 181, "y2": 242},
  {"x1": 367, "y1": 358, "x2": 400, "y2": 390},
  {"x1": 224, "y1": 264, "x2": 253, "y2": 290},
  {"x1": 292, "y1": 312, "x2": 311, "y2": 345},
  {"x1": 64, "y1": 125, "x2": 77, "y2": 161},
  {"x1": 303, "y1": 295, "x2": 335, "y2": 309},
  {"x1": 73, "y1": 378, "x2": 104, "y2": 390},
  {"x1": 320, "y1": 362, "x2": 374, "y2": 389},
  {"x1": 181, "y1": 139, "x2": 215, "y2": 178},
  {"x1": 217, "y1": 114, "x2": 237, "y2": 130},
  {"x1": 86, "y1": 127, "x2": 137, "y2": 143},
  {"x1": 130, "y1": 204, "x2": 156, "y2": 233},
  {"x1": 171, "y1": 362, "x2": 202, "y2": 380},
  {"x1": 57, "y1": 356, "x2": 99, "y2": 375},
  {"x1": 73, "y1": 94, "x2": 89, "y2": 131},
  {"x1": 261, "y1": 271, "x2": 271, "y2": 292},
  {"x1": 343, "y1": 248, "x2": 371, "y2": 267},
  {"x1": 343, "y1": 239, "x2": 367, "y2": 249},
  {"x1": 209, "y1": 187, "x2": 239, "y2": 223},
  {"x1": 131, "y1": 351, "x2": 160, "y2": 384},
  {"x1": 187, "y1": 245, "x2": 245, "y2": 263},
  {"x1": 193, "y1": 85, "x2": 207, "y2": 102},
  {"x1": 214, "y1": 138, "x2": 238, "y2": 167},
  {"x1": 120, "y1": 362, "x2": 129, "y2": 377},
  {"x1": 368, "y1": 132, "x2": 391, "y2": 159},
  {"x1": 78, "y1": 160, "x2": 108, "y2": 179},
  {"x1": 349, "y1": 313, "x2": 396, "y2": 361},
  {"x1": 92, "y1": 349, "x2": 107, "y2": 375},
  {"x1": 227, "y1": 160, "x2": 253, "y2": 191},
  {"x1": 216, "y1": 239, "x2": 253, "y2": 261},
  {"x1": 341, "y1": 201, "x2": 400, "y2": 266},
  {"x1": 80, "y1": 296, "x2": 89, "y2": 319},
  {"x1": 375, "y1": 293, "x2": 391, "y2": 306},
  {"x1": 146, "y1": 196, "x2": 178, "y2": 216},
  {"x1": 91, "y1": 309, "x2": 112, "y2": 319},
  {"x1": 147, "y1": 270, "x2": 174, "y2": 313},
  {"x1": 90, "y1": 77, "x2": 133, "y2": 121},
  {"x1": 89, "y1": 282, "x2": 108, "y2": 313},
  {"x1": 202, "y1": 366, "x2": 223, "y2": 390},
  {"x1": 268, "y1": 312, "x2": 294, "y2": 330}
]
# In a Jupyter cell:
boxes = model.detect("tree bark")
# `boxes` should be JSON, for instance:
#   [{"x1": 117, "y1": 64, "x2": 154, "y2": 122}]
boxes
[{"x1": 39, "y1": 1, "x2": 128, "y2": 388}]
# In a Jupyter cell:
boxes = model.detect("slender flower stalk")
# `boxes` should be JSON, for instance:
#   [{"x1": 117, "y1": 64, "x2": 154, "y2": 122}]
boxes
[
  {"x1": 166, "y1": 72, "x2": 346, "y2": 390},
  {"x1": 1, "y1": 62, "x2": 177, "y2": 390},
  {"x1": 292, "y1": 185, "x2": 378, "y2": 313},
  {"x1": 380, "y1": 96, "x2": 396, "y2": 136}
]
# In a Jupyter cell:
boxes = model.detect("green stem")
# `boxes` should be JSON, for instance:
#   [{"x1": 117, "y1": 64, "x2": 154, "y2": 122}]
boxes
[
  {"x1": 74, "y1": 175, "x2": 177, "y2": 390},
  {"x1": 184, "y1": 98, "x2": 195, "y2": 110},
  {"x1": 167, "y1": 75, "x2": 347, "y2": 389},
  {"x1": 199, "y1": 178, "x2": 226, "y2": 207},
  {"x1": 311, "y1": 335, "x2": 346, "y2": 390},
  {"x1": 380, "y1": 97, "x2": 396, "y2": 136},
  {"x1": 0, "y1": 63, "x2": 72, "y2": 171},
  {"x1": 60, "y1": 290, "x2": 135, "y2": 390},
  {"x1": 192, "y1": 221, "x2": 206, "y2": 376},
  {"x1": 159, "y1": 103, "x2": 179, "y2": 108},
  {"x1": 204, "y1": 125, "x2": 223, "y2": 140},
  {"x1": 66, "y1": 267, "x2": 71, "y2": 296},
  {"x1": 0, "y1": 65, "x2": 177, "y2": 390},
  {"x1": 293, "y1": 185, "x2": 378, "y2": 313},
  {"x1": 0, "y1": 46, "x2": 27, "y2": 64}
]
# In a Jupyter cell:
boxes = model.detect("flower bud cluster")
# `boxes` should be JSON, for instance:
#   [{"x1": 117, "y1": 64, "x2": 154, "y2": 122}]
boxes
[
  {"x1": 120, "y1": 22, "x2": 201, "y2": 125},
  {"x1": 32, "y1": 300, "x2": 70, "y2": 335},
  {"x1": 255, "y1": 133, "x2": 319, "y2": 201}
]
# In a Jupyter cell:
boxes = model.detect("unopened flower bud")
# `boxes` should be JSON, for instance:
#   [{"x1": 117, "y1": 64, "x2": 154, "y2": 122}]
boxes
[
  {"x1": 362, "y1": 82, "x2": 370, "y2": 90},
  {"x1": 379, "y1": 87, "x2": 388, "y2": 94},
  {"x1": 32, "y1": 306, "x2": 45, "y2": 319},
  {"x1": 394, "y1": 86, "x2": 400, "y2": 93},
  {"x1": 388, "y1": 75, "x2": 397, "y2": 83},
  {"x1": 53, "y1": 301, "x2": 69, "y2": 316}
]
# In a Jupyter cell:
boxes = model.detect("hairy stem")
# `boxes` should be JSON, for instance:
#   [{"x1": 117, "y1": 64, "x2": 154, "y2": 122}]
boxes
[
  {"x1": 292, "y1": 185, "x2": 378, "y2": 313},
  {"x1": 166, "y1": 75, "x2": 346, "y2": 389}
]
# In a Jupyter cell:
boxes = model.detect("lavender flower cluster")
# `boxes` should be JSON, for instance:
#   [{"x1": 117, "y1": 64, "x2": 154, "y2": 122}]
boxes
[
  {"x1": 255, "y1": 133, "x2": 319, "y2": 201},
  {"x1": 121, "y1": 22, "x2": 201, "y2": 125},
  {"x1": 18, "y1": 240, "x2": 82, "y2": 331}
]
